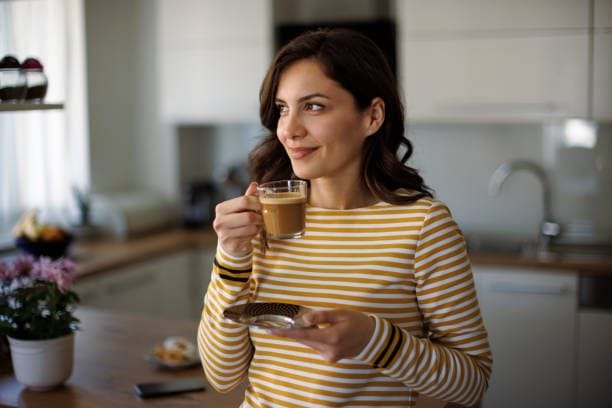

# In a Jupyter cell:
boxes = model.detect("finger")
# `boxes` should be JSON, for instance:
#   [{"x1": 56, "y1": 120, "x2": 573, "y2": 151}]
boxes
[
  {"x1": 219, "y1": 224, "x2": 262, "y2": 240},
  {"x1": 268, "y1": 326, "x2": 329, "y2": 343},
  {"x1": 218, "y1": 211, "x2": 263, "y2": 230},
  {"x1": 245, "y1": 182, "x2": 258, "y2": 196},
  {"x1": 303, "y1": 310, "x2": 339, "y2": 327},
  {"x1": 216, "y1": 195, "x2": 261, "y2": 216}
]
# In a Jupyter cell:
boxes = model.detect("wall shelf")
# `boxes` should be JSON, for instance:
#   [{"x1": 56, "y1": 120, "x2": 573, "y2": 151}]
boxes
[{"x1": 0, "y1": 103, "x2": 64, "y2": 112}]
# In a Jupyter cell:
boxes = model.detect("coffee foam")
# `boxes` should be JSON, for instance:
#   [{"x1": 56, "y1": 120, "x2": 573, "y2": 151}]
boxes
[{"x1": 259, "y1": 192, "x2": 306, "y2": 205}]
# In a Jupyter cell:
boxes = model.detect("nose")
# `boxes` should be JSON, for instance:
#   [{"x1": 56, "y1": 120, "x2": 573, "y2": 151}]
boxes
[{"x1": 277, "y1": 111, "x2": 306, "y2": 141}]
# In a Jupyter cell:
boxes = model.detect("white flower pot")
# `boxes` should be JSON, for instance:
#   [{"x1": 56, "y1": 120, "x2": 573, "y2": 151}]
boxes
[{"x1": 7, "y1": 333, "x2": 74, "y2": 391}]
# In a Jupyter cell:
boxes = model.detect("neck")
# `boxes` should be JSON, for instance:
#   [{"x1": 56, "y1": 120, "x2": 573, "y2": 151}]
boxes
[{"x1": 309, "y1": 177, "x2": 376, "y2": 210}]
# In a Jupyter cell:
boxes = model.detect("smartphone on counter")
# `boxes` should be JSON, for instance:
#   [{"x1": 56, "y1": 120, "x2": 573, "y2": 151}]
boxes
[{"x1": 134, "y1": 377, "x2": 206, "y2": 398}]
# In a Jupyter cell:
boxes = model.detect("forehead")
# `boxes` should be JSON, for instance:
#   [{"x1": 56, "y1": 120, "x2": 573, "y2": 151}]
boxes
[{"x1": 276, "y1": 58, "x2": 341, "y2": 99}]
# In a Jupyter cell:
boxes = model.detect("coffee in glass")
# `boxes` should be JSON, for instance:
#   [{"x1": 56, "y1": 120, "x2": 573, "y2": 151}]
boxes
[{"x1": 257, "y1": 180, "x2": 307, "y2": 239}]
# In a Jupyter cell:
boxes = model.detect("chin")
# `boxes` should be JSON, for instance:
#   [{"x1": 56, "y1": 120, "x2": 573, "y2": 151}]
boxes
[{"x1": 291, "y1": 164, "x2": 320, "y2": 181}]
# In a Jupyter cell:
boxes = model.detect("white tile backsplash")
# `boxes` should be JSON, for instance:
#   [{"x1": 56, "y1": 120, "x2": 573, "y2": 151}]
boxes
[
  {"x1": 178, "y1": 121, "x2": 612, "y2": 245},
  {"x1": 408, "y1": 122, "x2": 612, "y2": 245}
]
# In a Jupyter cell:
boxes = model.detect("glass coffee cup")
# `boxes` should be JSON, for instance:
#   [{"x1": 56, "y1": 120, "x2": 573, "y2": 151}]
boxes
[{"x1": 257, "y1": 180, "x2": 307, "y2": 239}]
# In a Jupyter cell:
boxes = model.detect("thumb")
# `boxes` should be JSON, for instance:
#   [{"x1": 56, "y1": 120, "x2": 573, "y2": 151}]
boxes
[
  {"x1": 303, "y1": 310, "x2": 336, "y2": 327},
  {"x1": 245, "y1": 182, "x2": 258, "y2": 196}
]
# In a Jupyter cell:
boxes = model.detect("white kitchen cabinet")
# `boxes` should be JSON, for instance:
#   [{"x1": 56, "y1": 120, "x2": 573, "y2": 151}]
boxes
[
  {"x1": 397, "y1": 0, "x2": 589, "y2": 32},
  {"x1": 158, "y1": 0, "x2": 272, "y2": 123},
  {"x1": 576, "y1": 310, "x2": 612, "y2": 407},
  {"x1": 595, "y1": 0, "x2": 612, "y2": 27},
  {"x1": 593, "y1": 0, "x2": 612, "y2": 121},
  {"x1": 472, "y1": 266, "x2": 578, "y2": 407},
  {"x1": 593, "y1": 32, "x2": 612, "y2": 121},
  {"x1": 395, "y1": 0, "x2": 590, "y2": 122},
  {"x1": 74, "y1": 250, "x2": 195, "y2": 320}
]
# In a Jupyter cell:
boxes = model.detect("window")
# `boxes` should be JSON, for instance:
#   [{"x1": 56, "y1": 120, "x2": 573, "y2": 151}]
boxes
[{"x1": 0, "y1": 0, "x2": 88, "y2": 246}]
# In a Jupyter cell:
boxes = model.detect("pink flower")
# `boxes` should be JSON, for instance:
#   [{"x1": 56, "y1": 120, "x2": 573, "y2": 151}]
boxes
[
  {"x1": 55, "y1": 258, "x2": 76, "y2": 280},
  {"x1": 1, "y1": 254, "x2": 80, "y2": 340},
  {"x1": 30, "y1": 257, "x2": 53, "y2": 279},
  {"x1": 0, "y1": 261, "x2": 10, "y2": 280},
  {"x1": 28, "y1": 257, "x2": 76, "y2": 293},
  {"x1": 14, "y1": 255, "x2": 35, "y2": 278}
]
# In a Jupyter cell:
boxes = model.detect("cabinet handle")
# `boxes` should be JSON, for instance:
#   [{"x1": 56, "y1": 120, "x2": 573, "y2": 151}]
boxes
[{"x1": 489, "y1": 281, "x2": 570, "y2": 295}]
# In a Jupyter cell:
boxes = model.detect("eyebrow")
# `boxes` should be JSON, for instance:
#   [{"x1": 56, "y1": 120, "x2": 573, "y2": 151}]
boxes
[{"x1": 275, "y1": 93, "x2": 330, "y2": 104}]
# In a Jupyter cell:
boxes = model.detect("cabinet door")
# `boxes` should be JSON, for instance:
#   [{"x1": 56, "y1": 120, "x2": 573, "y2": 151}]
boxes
[
  {"x1": 576, "y1": 310, "x2": 612, "y2": 407},
  {"x1": 396, "y1": 0, "x2": 590, "y2": 121},
  {"x1": 75, "y1": 261, "x2": 164, "y2": 316},
  {"x1": 189, "y1": 249, "x2": 215, "y2": 320},
  {"x1": 593, "y1": 0, "x2": 612, "y2": 123},
  {"x1": 397, "y1": 0, "x2": 589, "y2": 32},
  {"x1": 73, "y1": 276, "x2": 112, "y2": 309},
  {"x1": 472, "y1": 266, "x2": 578, "y2": 407},
  {"x1": 156, "y1": 251, "x2": 195, "y2": 320},
  {"x1": 595, "y1": 0, "x2": 612, "y2": 28},
  {"x1": 401, "y1": 34, "x2": 589, "y2": 121},
  {"x1": 75, "y1": 250, "x2": 196, "y2": 319},
  {"x1": 158, "y1": 0, "x2": 272, "y2": 123}
]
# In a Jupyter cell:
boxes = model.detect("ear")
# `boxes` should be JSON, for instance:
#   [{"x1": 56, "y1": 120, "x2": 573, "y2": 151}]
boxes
[{"x1": 362, "y1": 97, "x2": 385, "y2": 137}]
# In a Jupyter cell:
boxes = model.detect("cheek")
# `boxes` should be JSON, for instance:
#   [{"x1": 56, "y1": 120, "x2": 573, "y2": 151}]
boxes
[
  {"x1": 276, "y1": 126, "x2": 288, "y2": 146},
  {"x1": 311, "y1": 117, "x2": 358, "y2": 144},
  {"x1": 328, "y1": 118, "x2": 368, "y2": 147}
]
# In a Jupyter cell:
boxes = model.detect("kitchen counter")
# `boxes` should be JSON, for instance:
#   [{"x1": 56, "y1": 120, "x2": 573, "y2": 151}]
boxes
[
  {"x1": 0, "y1": 308, "x2": 447, "y2": 408},
  {"x1": 469, "y1": 250, "x2": 612, "y2": 275},
  {"x1": 73, "y1": 228, "x2": 218, "y2": 280},
  {"x1": 0, "y1": 308, "x2": 246, "y2": 408},
  {"x1": 72, "y1": 228, "x2": 612, "y2": 279}
]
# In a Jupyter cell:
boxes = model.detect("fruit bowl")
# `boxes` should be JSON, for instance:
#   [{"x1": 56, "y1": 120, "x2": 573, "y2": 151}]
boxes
[
  {"x1": 12, "y1": 210, "x2": 73, "y2": 259},
  {"x1": 15, "y1": 234, "x2": 73, "y2": 259}
]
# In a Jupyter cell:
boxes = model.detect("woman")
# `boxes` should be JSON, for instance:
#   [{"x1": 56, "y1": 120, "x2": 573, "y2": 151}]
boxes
[{"x1": 199, "y1": 29, "x2": 492, "y2": 407}]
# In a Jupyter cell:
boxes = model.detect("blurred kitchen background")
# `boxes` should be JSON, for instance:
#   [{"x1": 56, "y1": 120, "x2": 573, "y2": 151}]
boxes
[
  {"x1": 87, "y1": 0, "x2": 612, "y2": 247},
  {"x1": 1, "y1": 0, "x2": 611, "y2": 246},
  {"x1": 1, "y1": 0, "x2": 611, "y2": 407}
]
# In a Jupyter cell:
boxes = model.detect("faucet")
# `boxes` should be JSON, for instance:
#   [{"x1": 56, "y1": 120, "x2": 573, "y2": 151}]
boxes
[{"x1": 488, "y1": 160, "x2": 561, "y2": 251}]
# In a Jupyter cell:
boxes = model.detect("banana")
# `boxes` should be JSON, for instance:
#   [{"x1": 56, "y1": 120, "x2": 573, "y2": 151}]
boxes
[{"x1": 13, "y1": 210, "x2": 42, "y2": 240}]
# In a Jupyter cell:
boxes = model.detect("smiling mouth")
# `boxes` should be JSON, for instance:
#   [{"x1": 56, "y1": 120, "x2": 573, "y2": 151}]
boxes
[{"x1": 288, "y1": 147, "x2": 318, "y2": 159}]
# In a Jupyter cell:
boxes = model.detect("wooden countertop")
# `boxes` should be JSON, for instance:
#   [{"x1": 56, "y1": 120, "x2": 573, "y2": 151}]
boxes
[
  {"x1": 72, "y1": 228, "x2": 612, "y2": 280},
  {"x1": 0, "y1": 308, "x2": 447, "y2": 408},
  {"x1": 73, "y1": 228, "x2": 218, "y2": 280},
  {"x1": 469, "y1": 250, "x2": 612, "y2": 275},
  {"x1": 0, "y1": 308, "x2": 246, "y2": 408}
]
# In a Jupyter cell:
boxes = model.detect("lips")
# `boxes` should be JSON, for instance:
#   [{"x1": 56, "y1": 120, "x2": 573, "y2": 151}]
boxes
[{"x1": 288, "y1": 147, "x2": 318, "y2": 159}]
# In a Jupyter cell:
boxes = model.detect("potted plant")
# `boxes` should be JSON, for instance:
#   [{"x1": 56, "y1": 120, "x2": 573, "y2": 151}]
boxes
[{"x1": 0, "y1": 255, "x2": 80, "y2": 390}]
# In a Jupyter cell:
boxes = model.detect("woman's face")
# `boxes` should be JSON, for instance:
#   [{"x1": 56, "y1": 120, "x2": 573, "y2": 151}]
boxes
[{"x1": 275, "y1": 58, "x2": 373, "y2": 183}]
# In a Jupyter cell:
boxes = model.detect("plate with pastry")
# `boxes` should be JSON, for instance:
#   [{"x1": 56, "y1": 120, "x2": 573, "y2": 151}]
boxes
[{"x1": 145, "y1": 336, "x2": 199, "y2": 369}]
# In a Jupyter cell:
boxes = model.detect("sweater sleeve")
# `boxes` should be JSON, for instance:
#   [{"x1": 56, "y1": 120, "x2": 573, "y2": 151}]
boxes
[
  {"x1": 355, "y1": 200, "x2": 492, "y2": 406},
  {"x1": 197, "y1": 243, "x2": 254, "y2": 393}
]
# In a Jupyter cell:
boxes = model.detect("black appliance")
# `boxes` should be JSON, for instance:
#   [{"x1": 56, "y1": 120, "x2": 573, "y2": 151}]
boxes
[
  {"x1": 275, "y1": 19, "x2": 397, "y2": 78},
  {"x1": 182, "y1": 181, "x2": 217, "y2": 228}
]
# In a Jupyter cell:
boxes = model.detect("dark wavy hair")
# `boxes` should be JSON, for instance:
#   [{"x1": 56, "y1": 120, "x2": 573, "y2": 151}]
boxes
[{"x1": 250, "y1": 28, "x2": 432, "y2": 204}]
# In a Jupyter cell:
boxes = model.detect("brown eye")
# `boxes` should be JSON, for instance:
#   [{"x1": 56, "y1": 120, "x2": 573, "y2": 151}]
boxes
[{"x1": 305, "y1": 103, "x2": 323, "y2": 112}]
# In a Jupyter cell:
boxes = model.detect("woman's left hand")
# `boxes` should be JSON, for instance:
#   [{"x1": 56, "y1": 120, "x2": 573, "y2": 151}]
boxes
[{"x1": 269, "y1": 309, "x2": 375, "y2": 363}]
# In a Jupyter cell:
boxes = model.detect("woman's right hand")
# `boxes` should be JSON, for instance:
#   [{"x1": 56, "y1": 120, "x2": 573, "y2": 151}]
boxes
[{"x1": 213, "y1": 182, "x2": 263, "y2": 258}]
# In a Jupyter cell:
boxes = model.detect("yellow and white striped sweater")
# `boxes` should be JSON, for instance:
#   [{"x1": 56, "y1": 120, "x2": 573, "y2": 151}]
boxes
[{"x1": 199, "y1": 197, "x2": 492, "y2": 407}]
